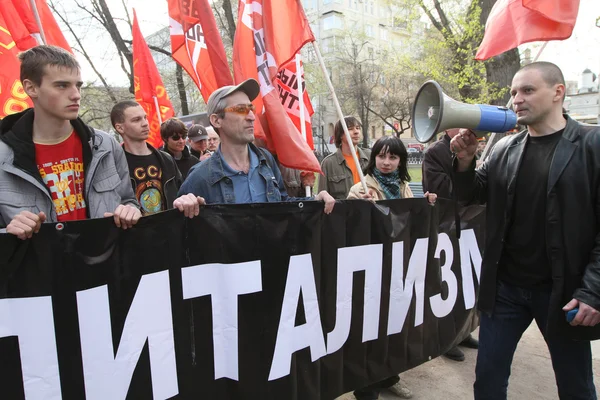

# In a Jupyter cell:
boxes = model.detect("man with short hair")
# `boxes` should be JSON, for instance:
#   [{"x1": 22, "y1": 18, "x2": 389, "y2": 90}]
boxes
[
  {"x1": 160, "y1": 118, "x2": 199, "y2": 179},
  {"x1": 207, "y1": 126, "x2": 219, "y2": 152},
  {"x1": 178, "y1": 78, "x2": 335, "y2": 212},
  {"x1": 452, "y1": 61, "x2": 600, "y2": 399},
  {"x1": 110, "y1": 100, "x2": 203, "y2": 217},
  {"x1": 317, "y1": 116, "x2": 371, "y2": 199},
  {"x1": 187, "y1": 124, "x2": 211, "y2": 161},
  {"x1": 0, "y1": 45, "x2": 141, "y2": 239}
]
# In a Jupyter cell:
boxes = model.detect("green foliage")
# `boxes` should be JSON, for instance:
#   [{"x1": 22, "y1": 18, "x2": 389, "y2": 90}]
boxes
[{"x1": 390, "y1": 0, "x2": 511, "y2": 104}]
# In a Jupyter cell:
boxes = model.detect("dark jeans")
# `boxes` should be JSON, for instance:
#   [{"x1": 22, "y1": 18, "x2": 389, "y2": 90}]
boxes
[
  {"x1": 474, "y1": 280, "x2": 597, "y2": 400},
  {"x1": 354, "y1": 375, "x2": 399, "y2": 400}
]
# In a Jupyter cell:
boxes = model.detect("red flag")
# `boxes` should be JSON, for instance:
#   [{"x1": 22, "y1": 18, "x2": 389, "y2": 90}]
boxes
[
  {"x1": 167, "y1": 0, "x2": 232, "y2": 102},
  {"x1": 132, "y1": 10, "x2": 174, "y2": 148},
  {"x1": 475, "y1": 0, "x2": 580, "y2": 60},
  {"x1": 274, "y1": 57, "x2": 314, "y2": 149},
  {"x1": 0, "y1": 12, "x2": 33, "y2": 118},
  {"x1": 0, "y1": 0, "x2": 72, "y2": 51},
  {"x1": 233, "y1": 0, "x2": 320, "y2": 173}
]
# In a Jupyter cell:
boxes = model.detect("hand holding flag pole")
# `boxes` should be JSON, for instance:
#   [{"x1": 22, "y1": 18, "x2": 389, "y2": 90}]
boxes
[{"x1": 311, "y1": 41, "x2": 368, "y2": 194}]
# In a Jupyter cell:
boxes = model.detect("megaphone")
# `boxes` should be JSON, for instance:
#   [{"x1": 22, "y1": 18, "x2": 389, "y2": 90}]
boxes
[{"x1": 411, "y1": 80, "x2": 517, "y2": 143}]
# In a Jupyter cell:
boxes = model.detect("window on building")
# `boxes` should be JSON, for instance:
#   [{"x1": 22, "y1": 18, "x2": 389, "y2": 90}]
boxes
[
  {"x1": 380, "y1": 28, "x2": 388, "y2": 41},
  {"x1": 323, "y1": 14, "x2": 343, "y2": 30},
  {"x1": 365, "y1": 24, "x2": 374, "y2": 37}
]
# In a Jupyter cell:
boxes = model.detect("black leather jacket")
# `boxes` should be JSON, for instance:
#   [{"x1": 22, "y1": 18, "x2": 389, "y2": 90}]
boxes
[{"x1": 455, "y1": 115, "x2": 600, "y2": 340}]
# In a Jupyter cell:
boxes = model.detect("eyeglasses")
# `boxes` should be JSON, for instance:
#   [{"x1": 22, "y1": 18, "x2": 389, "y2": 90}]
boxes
[
  {"x1": 170, "y1": 134, "x2": 187, "y2": 141},
  {"x1": 223, "y1": 103, "x2": 256, "y2": 115}
]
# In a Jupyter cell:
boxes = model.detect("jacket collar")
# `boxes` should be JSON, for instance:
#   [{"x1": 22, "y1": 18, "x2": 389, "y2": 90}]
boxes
[
  {"x1": 334, "y1": 146, "x2": 369, "y2": 165},
  {"x1": 206, "y1": 143, "x2": 267, "y2": 185},
  {"x1": 507, "y1": 115, "x2": 578, "y2": 198},
  {"x1": 0, "y1": 108, "x2": 93, "y2": 183},
  {"x1": 162, "y1": 143, "x2": 192, "y2": 159},
  {"x1": 548, "y1": 115, "x2": 578, "y2": 193}
]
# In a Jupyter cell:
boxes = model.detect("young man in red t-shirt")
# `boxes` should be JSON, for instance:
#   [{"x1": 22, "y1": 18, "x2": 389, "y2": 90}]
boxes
[{"x1": 0, "y1": 46, "x2": 148, "y2": 239}]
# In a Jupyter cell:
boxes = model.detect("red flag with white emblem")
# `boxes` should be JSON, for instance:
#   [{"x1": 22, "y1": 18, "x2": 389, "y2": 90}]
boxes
[
  {"x1": 167, "y1": 0, "x2": 232, "y2": 101},
  {"x1": 233, "y1": 0, "x2": 320, "y2": 173},
  {"x1": 274, "y1": 57, "x2": 315, "y2": 150}
]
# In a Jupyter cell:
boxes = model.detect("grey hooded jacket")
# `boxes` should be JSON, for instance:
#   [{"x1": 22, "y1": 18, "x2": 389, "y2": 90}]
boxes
[{"x1": 0, "y1": 109, "x2": 138, "y2": 227}]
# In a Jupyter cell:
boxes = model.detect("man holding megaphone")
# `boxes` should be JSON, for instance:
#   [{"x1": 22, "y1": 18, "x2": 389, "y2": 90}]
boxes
[{"x1": 451, "y1": 61, "x2": 600, "y2": 399}]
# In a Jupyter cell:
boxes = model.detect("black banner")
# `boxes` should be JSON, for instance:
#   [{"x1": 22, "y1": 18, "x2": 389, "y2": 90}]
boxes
[{"x1": 0, "y1": 199, "x2": 485, "y2": 400}]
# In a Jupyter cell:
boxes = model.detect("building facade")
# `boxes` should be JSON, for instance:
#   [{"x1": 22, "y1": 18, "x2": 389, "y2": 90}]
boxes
[{"x1": 301, "y1": 0, "x2": 422, "y2": 152}]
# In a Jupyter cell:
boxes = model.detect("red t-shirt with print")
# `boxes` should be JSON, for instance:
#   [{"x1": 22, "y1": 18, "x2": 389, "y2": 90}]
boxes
[{"x1": 35, "y1": 131, "x2": 87, "y2": 221}]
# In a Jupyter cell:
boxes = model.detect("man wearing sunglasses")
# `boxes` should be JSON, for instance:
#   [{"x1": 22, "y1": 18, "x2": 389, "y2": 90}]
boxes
[{"x1": 178, "y1": 78, "x2": 335, "y2": 213}]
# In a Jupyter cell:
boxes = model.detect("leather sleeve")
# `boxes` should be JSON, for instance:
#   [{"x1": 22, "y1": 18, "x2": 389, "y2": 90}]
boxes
[{"x1": 573, "y1": 134, "x2": 600, "y2": 310}]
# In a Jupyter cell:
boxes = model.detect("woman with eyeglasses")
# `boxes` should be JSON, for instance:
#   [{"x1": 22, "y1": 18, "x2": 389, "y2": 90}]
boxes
[{"x1": 160, "y1": 118, "x2": 200, "y2": 179}]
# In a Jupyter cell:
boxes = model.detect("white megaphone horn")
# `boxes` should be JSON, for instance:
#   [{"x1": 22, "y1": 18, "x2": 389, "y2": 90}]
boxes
[{"x1": 411, "y1": 80, "x2": 517, "y2": 143}]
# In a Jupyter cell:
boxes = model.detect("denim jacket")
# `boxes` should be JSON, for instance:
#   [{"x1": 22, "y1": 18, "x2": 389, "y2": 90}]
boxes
[{"x1": 178, "y1": 143, "x2": 305, "y2": 204}]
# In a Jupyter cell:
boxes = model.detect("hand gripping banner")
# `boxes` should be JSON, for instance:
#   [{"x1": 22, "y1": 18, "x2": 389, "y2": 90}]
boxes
[{"x1": 0, "y1": 199, "x2": 484, "y2": 399}]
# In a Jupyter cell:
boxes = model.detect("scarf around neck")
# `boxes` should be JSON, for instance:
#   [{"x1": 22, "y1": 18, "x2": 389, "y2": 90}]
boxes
[{"x1": 372, "y1": 168, "x2": 402, "y2": 199}]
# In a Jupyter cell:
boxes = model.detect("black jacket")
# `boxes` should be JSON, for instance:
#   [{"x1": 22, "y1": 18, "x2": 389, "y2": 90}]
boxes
[
  {"x1": 161, "y1": 145, "x2": 199, "y2": 179},
  {"x1": 455, "y1": 115, "x2": 600, "y2": 340},
  {"x1": 129, "y1": 144, "x2": 182, "y2": 210},
  {"x1": 422, "y1": 134, "x2": 453, "y2": 199}
]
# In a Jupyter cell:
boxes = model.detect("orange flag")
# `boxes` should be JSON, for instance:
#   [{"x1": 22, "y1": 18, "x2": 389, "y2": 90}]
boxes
[
  {"x1": 0, "y1": 0, "x2": 72, "y2": 51},
  {"x1": 132, "y1": 10, "x2": 174, "y2": 148},
  {"x1": 167, "y1": 0, "x2": 232, "y2": 102},
  {"x1": 233, "y1": 0, "x2": 320, "y2": 173},
  {"x1": 0, "y1": 11, "x2": 33, "y2": 118},
  {"x1": 475, "y1": 0, "x2": 580, "y2": 60},
  {"x1": 274, "y1": 57, "x2": 315, "y2": 150}
]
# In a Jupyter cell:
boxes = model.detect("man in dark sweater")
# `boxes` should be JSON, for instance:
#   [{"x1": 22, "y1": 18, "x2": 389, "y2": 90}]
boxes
[{"x1": 421, "y1": 128, "x2": 479, "y2": 362}]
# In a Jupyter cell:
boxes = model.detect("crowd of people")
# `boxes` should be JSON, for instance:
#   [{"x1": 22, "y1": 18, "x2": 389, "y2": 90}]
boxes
[{"x1": 0, "y1": 45, "x2": 599, "y2": 400}]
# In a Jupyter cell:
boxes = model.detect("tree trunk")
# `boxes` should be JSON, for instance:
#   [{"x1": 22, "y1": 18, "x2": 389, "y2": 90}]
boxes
[
  {"x1": 477, "y1": 0, "x2": 520, "y2": 105},
  {"x1": 176, "y1": 65, "x2": 189, "y2": 116},
  {"x1": 97, "y1": 0, "x2": 134, "y2": 92},
  {"x1": 222, "y1": 0, "x2": 237, "y2": 43}
]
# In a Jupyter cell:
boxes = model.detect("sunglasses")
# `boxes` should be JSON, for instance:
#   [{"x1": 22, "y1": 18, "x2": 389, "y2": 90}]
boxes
[
  {"x1": 223, "y1": 103, "x2": 256, "y2": 115},
  {"x1": 170, "y1": 134, "x2": 187, "y2": 141}
]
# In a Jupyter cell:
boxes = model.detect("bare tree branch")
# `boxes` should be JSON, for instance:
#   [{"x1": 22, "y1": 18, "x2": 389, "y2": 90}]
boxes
[
  {"x1": 122, "y1": 39, "x2": 172, "y2": 57},
  {"x1": 50, "y1": 0, "x2": 118, "y2": 103}
]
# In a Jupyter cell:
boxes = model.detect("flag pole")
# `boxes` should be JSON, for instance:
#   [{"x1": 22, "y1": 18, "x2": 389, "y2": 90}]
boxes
[
  {"x1": 30, "y1": 0, "x2": 47, "y2": 45},
  {"x1": 295, "y1": 53, "x2": 312, "y2": 197},
  {"x1": 481, "y1": 42, "x2": 548, "y2": 160},
  {"x1": 312, "y1": 41, "x2": 368, "y2": 194},
  {"x1": 153, "y1": 96, "x2": 163, "y2": 125}
]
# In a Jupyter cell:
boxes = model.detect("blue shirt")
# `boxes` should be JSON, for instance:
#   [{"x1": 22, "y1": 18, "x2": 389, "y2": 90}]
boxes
[
  {"x1": 178, "y1": 143, "x2": 309, "y2": 205},
  {"x1": 220, "y1": 147, "x2": 267, "y2": 203}
]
